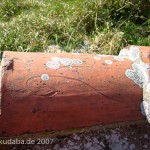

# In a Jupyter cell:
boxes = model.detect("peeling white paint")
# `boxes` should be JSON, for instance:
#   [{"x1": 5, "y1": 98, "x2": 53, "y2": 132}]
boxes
[
  {"x1": 93, "y1": 55, "x2": 101, "y2": 60},
  {"x1": 46, "y1": 61, "x2": 60, "y2": 70},
  {"x1": 105, "y1": 60, "x2": 113, "y2": 65},
  {"x1": 141, "y1": 101, "x2": 149, "y2": 116},
  {"x1": 41, "y1": 74, "x2": 49, "y2": 80},
  {"x1": 60, "y1": 58, "x2": 73, "y2": 67}
]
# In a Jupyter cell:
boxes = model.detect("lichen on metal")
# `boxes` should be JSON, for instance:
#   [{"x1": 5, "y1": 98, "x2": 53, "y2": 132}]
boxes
[
  {"x1": 143, "y1": 83, "x2": 150, "y2": 122},
  {"x1": 46, "y1": 60, "x2": 60, "y2": 70},
  {"x1": 128, "y1": 46, "x2": 140, "y2": 61},
  {"x1": 121, "y1": 46, "x2": 150, "y2": 122},
  {"x1": 47, "y1": 57, "x2": 83, "y2": 69},
  {"x1": 72, "y1": 59, "x2": 83, "y2": 65},
  {"x1": 100, "y1": 55, "x2": 109, "y2": 57},
  {"x1": 93, "y1": 55, "x2": 101, "y2": 60},
  {"x1": 125, "y1": 63, "x2": 148, "y2": 88},
  {"x1": 113, "y1": 56, "x2": 124, "y2": 61},
  {"x1": 41, "y1": 74, "x2": 49, "y2": 81},
  {"x1": 124, "y1": 46, "x2": 148, "y2": 88},
  {"x1": 140, "y1": 101, "x2": 149, "y2": 116},
  {"x1": 51, "y1": 57, "x2": 62, "y2": 62},
  {"x1": 146, "y1": 83, "x2": 150, "y2": 93},
  {"x1": 60, "y1": 58, "x2": 74, "y2": 67},
  {"x1": 117, "y1": 46, "x2": 141, "y2": 62},
  {"x1": 105, "y1": 60, "x2": 113, "y2": 65}
]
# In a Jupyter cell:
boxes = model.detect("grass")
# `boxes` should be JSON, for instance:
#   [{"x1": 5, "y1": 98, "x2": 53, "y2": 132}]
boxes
[{"x1": 0, "y1": 0, "x2": 150, "y2": 55}]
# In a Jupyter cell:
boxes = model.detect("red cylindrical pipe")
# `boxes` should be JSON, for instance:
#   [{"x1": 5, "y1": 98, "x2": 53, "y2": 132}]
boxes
[{"x1": 0, "y1": 46, "x2": 149, "y2": 137}]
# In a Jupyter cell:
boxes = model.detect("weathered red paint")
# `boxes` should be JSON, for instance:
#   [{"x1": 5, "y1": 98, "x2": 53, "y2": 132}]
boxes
[{"x1": 0, "y1": 46, "x2": 149, "y2": 137}]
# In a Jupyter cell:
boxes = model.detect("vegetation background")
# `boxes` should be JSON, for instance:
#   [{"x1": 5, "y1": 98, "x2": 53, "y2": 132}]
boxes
[
  {"x1": 0, "y1": 0, "x2": 150, "y2": 55},
  {"x1": 0, "y1": 1, "x2": 150, "y2": 149}
]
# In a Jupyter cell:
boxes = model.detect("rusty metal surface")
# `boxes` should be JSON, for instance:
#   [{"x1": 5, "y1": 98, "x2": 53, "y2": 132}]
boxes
[{"x1": 0, "y1": 46, "x2": 149, "y2": 137}]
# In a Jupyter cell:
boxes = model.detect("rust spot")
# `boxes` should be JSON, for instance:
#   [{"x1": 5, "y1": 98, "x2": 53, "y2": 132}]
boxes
[
  {"x1": 32, "y1": 108, "x2": 37, "y2": 114},
  {"x1": 3, "y1": 59, "x2": 14, "y2": 71}
]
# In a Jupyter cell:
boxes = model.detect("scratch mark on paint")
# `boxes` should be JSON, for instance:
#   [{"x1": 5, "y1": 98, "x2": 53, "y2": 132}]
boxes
[{"x1": 26, "y1": 75, "x2": 120, "y2": 102}]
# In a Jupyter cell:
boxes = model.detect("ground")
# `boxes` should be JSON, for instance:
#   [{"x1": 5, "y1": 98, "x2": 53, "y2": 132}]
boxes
[{"x1": 1, "y1": 123, "x2": 149, "y2": 150}]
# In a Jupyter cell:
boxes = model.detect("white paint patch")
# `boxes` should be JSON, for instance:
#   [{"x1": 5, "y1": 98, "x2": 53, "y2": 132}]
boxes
[
  {"x1": 73, "y1": 59, "x2": 83, "y2": 65},
  {"x1": 60, "y1": 58, "x2": 73, "y2": 67},
  {"x1": 41, "y1": 74, "x2": 49, "y2": 80},
  {"x1": 105, "y1": 60, "x2": 113, "y2": 65},
  {"x1": 125, "y1": 63, "x2": 148, "y2": 88},
  {"x1": 141, "y1": 101, "x2": 149, "y2": 116},
  {"x1": 146, "y1": 83, "x2": 150, "y2": 93},
  {"x1": 46, "y1": 61, "x2": 60, "y2": 70},
  {"x1": 93, "y1": 55, "x2": 101, "y2": 60},
  {"x1": 51, "y1": 57, "x2": 62, "y2": 62}
]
